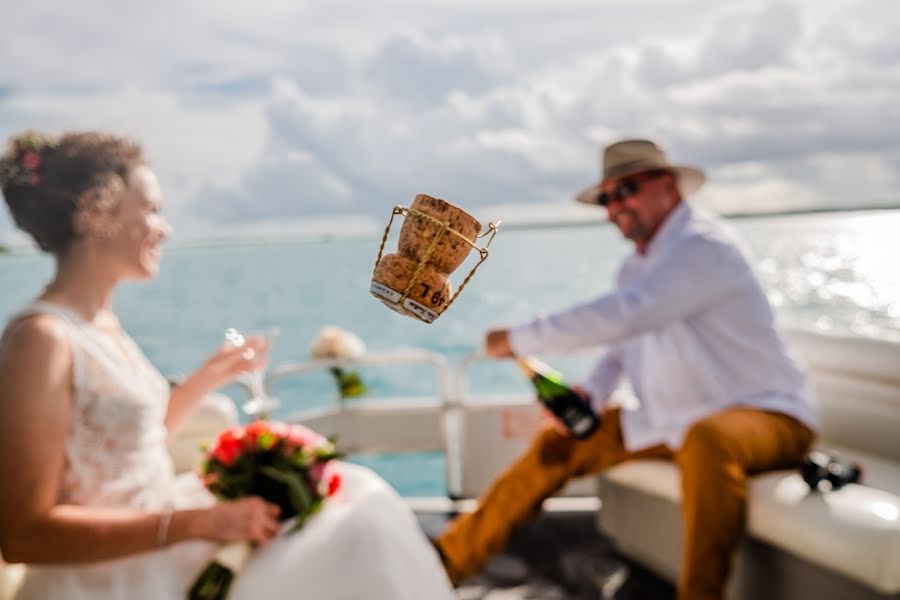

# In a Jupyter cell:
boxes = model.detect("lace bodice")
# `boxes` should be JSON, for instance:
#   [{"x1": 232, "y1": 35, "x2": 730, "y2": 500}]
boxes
[{"x1": 20, "y1": 302, "x2": 177, "y2": 510}]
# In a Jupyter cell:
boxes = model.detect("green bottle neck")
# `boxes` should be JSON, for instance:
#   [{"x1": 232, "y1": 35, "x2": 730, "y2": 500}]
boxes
[{"x1": 514, "y1": 356, "x2": 570, "y2": 399}]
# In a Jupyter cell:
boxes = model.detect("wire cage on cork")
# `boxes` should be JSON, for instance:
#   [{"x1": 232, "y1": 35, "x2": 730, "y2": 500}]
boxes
[{"x1": 370, "y1": 194, "x2": 499, "y2": 323}]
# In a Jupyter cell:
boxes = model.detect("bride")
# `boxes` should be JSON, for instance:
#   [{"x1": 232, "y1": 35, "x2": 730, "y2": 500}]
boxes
[{"x1": 0, "y1": 131, "x2": 455, "y2": 600}]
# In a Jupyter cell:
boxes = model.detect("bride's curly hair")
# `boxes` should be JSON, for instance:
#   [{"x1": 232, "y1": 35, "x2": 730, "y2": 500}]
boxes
[{"x1": 0, "y1": 131, "x2": 144, "y2": 254}]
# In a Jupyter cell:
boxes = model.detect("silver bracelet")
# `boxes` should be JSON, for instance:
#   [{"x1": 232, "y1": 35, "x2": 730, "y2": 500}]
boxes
[{"x1": 156, "y1": 506, "x2": 174, "y2": 547}]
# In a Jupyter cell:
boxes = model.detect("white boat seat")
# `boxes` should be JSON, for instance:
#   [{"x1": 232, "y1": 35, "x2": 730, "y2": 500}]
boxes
[
  {"x1": 167, "y1": 392, "x2": 239, "y2": 474},
  {"x1": 598, "y1": 330, "x2": 900, "y2": 598},
  {"x1": 600, "y1": 445, "x2": 900, "y2": 595}
]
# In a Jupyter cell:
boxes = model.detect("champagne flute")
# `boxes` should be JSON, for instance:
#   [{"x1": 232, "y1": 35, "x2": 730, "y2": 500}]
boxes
[{"x1": 224, "y1": 327, "x2": 280, "y2": 419}]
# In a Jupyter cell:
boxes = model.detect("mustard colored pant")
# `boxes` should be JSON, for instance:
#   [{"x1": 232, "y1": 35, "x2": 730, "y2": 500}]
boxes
[{"x1": 436, "y1": 407, "x2": 814, "y2": 600}]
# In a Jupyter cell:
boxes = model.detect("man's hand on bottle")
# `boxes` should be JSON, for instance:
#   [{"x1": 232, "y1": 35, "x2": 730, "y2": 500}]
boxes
[
  {"x1": 540, "y1": 385, "x2": 594, "y2": 437},
  {"x1": 484, "y1": 329, "x2": 513, "y2": 358},
  {"x1": 540, "y1": 409, "x2": 571, "y2": 436},
  {"x1": 570, "y1": 384, "x2": 591, "y2": 404}
]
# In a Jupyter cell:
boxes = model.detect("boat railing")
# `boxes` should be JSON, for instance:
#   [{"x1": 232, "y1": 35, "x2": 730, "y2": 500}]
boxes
[
  {"x1": 247, "y1": 348, "x2": 465, "y2": 496},
  {"x1": 262, "y1": 348, "x2": 454, "y2": 407},
  {"x1": 454, "y1": 350, "x2": 485, "y2": 401},
  {"x1": 240, "y1": 348, "x2": 600, "y2": 501}
]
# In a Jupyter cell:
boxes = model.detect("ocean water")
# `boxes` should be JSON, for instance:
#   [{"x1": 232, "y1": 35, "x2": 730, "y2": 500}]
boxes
[{"x1": 2, "y1": 209, "x2": 899, "y2": 495}]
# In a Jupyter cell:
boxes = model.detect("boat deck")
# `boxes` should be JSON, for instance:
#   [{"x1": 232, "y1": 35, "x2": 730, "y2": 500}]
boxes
[{"x1": 416, "y1": 510, "x2": 675, "y2": 599}]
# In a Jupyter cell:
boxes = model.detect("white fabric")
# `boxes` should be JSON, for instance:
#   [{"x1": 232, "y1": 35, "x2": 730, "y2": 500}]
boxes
[
  {"x1": 13, "y1": 302, "x2": 454, "y2": 600},
  {"x1": 509, "y1": 202, "x2": 818, "y2": 450}
]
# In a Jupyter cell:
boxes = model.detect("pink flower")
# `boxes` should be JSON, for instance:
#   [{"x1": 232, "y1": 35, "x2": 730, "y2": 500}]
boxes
[
  {"x1": 309, "y1": 462, "x2": 327, "y2": 483},
  {"x1": 312, "y1": 462, "x2": 341, "y2": 497},
  {"x1": 268, "y1": 420, "x2": 290, "y2": 439},
  {"x1": 21, "y1": 151, "x2": 41, "y2": 171},
  {"x1": 285, "y1": 424, "x2": 321, "y2": 448}
]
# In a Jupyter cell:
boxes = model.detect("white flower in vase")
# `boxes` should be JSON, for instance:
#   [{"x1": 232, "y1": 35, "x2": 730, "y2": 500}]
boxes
[{"x1": 309, "y1": 326, "x2": 367, "y2": 399}]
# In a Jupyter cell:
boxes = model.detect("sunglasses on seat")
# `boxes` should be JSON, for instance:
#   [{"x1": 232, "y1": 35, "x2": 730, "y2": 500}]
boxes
[{"x1": 596, "y1": 170, "x2": 669, "y2": 207}]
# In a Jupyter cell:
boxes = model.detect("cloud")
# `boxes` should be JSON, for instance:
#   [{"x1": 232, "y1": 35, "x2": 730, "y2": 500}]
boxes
[
  {"x1": 195, "y1": 150, "x2": 356, "y2": 222},
  {"x1": 696, "y1": 2, "x2": 803, "y2": 77},
  {"x1": 188, "y1": 78, "x2": 567, "y2": 223},
  {"x1": 1, "y1": 0, "x2": 899, "y2": 244},
  {"x1": 197, "y1": 1, "x2": 898, "y2": 223},
  {"x1": 361, "y1": 33, "x2": 508, "y2": 109}
]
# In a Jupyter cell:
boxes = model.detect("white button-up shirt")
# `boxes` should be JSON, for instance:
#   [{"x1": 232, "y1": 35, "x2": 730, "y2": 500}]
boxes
[{"x1": 509, "y1": 202, "x2": 818, "y2": 451}]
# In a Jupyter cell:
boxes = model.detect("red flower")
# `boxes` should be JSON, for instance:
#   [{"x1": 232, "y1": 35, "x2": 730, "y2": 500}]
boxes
[
  {"x1": 211, "y1": 427, "x2": 243, "y2": 466},
  {"x1": 327, "y1": 472, "x2": 341, "y2": 496},
  {"x1": 243, "y1": 420, "x2": 271, "y2": 450}
]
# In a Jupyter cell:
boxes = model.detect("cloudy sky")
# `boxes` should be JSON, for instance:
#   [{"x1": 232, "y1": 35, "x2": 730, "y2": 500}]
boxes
[{"x1": 1, "y1": 0, "x2": 898, "y2": 242}]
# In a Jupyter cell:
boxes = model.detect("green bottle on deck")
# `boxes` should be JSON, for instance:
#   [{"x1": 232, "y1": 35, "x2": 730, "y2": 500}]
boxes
[{"x1": 513, "y1": 356, "x2": 601, "y2": 439}]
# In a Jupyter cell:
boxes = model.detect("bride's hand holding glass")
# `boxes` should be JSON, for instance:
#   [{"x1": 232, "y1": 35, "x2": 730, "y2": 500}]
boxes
[
  {"x1": 223, "y1": 328, "x2": 281, "y2": 417},
  {"x1": 191, "y1": 330, "x2": 271, "y2": 394}
]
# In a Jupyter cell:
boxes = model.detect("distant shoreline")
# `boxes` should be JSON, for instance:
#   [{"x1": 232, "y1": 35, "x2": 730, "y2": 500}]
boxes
[
  {"x1": 1, "y1": 205, "x2": 897, "y2": 255},
  {"x1": 721, "y1": 204, "x2": 900, "y2": 220},
  {"x1": 456, "y1": 204, "x2": 900, "y2": 231}
]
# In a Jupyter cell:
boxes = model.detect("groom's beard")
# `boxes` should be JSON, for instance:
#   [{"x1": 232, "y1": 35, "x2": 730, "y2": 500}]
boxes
[{"x1": 613, "y1": 209, "x2": 648, "y2": 242}]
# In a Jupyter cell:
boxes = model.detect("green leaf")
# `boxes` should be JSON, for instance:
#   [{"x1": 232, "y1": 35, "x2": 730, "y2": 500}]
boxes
[
  {"x1": 337, "y1": 370, "x2": 367, "y2": 398},
  {"x1": 259, "y1": 467, "x2": 314, "y2": 524},
  {"x1": 287, "y1": 497, "x2": 326, "y2": 533}
]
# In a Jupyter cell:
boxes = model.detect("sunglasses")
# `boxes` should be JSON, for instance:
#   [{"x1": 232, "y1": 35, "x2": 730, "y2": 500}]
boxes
[{"x1": 596, "y1": 170, "x2": 669, "y2": 207}]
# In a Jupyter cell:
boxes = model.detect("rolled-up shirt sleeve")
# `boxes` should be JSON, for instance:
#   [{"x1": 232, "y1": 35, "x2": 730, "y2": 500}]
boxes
[{"x1": 509, "y1": 236, "x2": 749, "y2": 354}]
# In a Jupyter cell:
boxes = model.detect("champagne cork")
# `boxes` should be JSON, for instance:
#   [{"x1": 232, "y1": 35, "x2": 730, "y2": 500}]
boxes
[
  {"x1": 398, "y1": 194, "x2": 481, "y2": 274},
  {"x1": 371, "y1": 194, "x2": 487, "y2": 323},
  {"x1": 371, "y1": 253, "x2": 453, "y2": 323}
]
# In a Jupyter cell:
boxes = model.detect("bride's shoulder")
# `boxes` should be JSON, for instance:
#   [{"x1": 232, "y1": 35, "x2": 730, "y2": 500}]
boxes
[
  {"x1": 0, "y1": 312, "x2": 72, "y2": 374},
  {"x1": 0, "y1": 313, "x2": 74, "y2": 464},
  {"x1": 2, "y1": 311, "x2": 68, "y2": 346}
]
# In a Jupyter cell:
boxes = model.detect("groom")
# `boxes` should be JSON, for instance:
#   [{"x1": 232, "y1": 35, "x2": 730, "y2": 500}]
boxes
[{"x1": 434, "y1": 139, "x2": 818, "y2": 600}]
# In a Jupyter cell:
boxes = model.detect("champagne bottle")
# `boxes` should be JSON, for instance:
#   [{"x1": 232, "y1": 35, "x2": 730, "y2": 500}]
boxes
[
  {"x1": 513, "y1": 356, "x2": 600, "y2": 439},
  {"x1": 187, "y1": 561, "x2": 233, "y2": 600},
  {"x1": 187, "y1": 542, "x2": 251, "y2": 600}
]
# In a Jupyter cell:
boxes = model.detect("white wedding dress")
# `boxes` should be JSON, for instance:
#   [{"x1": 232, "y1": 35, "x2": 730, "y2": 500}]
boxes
[{"x1": 14, "y1": 301, "x2": 455, "y2": 600}]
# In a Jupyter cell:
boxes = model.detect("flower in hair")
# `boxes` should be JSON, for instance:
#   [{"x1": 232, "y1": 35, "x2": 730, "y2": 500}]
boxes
[
  {"x1": 17, "y1": 151, "x2": 42, "y2": 185},
  {"x1": 0, "y1": 133, "x2": 55, "y2": 188},
  {"x1": 22, "y1": 151, "x2": 41, "y2": 172}
]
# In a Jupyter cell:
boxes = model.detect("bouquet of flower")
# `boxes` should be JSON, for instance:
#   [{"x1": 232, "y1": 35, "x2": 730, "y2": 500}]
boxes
[
  {"x1": 309, "y1": 325, "x2": 367, "y2": 399},
  {"x1": 188, "y1": 420, "x2": 342, "y2": 600}
]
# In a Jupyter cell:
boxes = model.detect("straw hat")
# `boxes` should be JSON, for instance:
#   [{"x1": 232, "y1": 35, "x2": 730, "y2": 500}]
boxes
[{"x1": 575, "y1": 139, "x2": 706, "y2": 205}]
